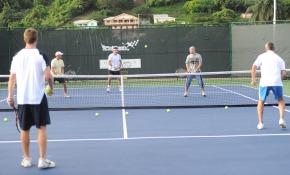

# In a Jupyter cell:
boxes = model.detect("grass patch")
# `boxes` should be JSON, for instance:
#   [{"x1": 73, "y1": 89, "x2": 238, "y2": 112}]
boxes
[{"x1": 149, "y1": 1, "x2": 190, "y2": 23}]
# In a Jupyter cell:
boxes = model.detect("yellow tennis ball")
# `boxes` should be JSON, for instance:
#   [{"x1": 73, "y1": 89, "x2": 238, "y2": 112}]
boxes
[
  {"x1": 144, "y1": 45, "x2": 147, "y2": 48},
  {"x1": 125, "y1": 112, "x2": 129, "y2": 115},
  {"x1": 225, "y1": 106, "x2": 228, "y2": 109},
  {"x1": 46, "y1": 86, "x2": 52, "y2": 96},
  {"x1": 95, "y1": 113, "x2": 99, "y2": 117},
  {"x1": 4, "y1": 118, "x2": 8, "y2": 122},
  {"x1": 167, "y1": 109, "x2": 170, "y2": 112}
]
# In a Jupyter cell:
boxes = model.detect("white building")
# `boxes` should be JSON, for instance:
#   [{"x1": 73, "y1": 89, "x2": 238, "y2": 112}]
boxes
[
  {"x1": 240, "y1": 13, "x2": 253, "y2": 19},
  {"x1": 73, "y1": 19, "x2": 98, "y2": 27},
  {"x1": 153, "y1": 14, "x2": 176, "y2": 24}
]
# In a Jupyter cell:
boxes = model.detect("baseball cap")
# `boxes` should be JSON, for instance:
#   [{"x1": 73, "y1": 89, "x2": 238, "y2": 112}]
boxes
[
  {"x1": 113, "y1": 47, "x2": 118, "y2": 50},
  {"x1": 55, "y1": 51, "x2": 63, "y2": 56}
]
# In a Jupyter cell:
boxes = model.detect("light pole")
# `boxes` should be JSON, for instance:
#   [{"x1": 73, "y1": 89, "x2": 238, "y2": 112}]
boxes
[{"x1": 273, "y1": 0, "x2": 277, "y2": 24}]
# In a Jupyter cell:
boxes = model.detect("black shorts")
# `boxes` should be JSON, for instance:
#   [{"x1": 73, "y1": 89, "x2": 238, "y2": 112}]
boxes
[
  {"x1": 18, "y1": 95, "x2": 51, "y2": 131},
  {"x1": 108, "y1": 70, "x2": 121, "y2": 75},
  {"x1": 54, "y1": 78, "x2": 65, "y2": 83}
]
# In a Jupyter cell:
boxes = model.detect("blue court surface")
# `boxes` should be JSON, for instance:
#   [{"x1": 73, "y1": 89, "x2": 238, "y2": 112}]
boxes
[{"x1": 1, "y1": 106, "x2": 290, "y2": 175}]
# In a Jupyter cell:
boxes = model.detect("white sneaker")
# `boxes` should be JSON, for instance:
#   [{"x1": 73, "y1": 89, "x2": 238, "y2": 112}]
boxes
[
  {"x1": 106, "y1": 87, "x2": 110, "y2": 93},
  {"x1": 119, "y1": 86, "x2": 122, "y2": 92},
  {"x1": 21, "y1": 157, "x2": 32, "y2": 168},
  {"x1": 279, "y1": 119, "x2": 286, "y2": 129},
  {"x1": 38, "y1": 158, "x2": 56, "y2": 169},
  {"x1": 202, "y1": 92, "x2": 206, "y2": 97},
  {"x1": 64, "y1": 94, "x2": 71, "y2": 98},
  {"x1": 183, "y1": 92, "x2": 187, "y2": 97},
  {"x1": 257, "y1": 123, "x2": 264, "y2": 130}
]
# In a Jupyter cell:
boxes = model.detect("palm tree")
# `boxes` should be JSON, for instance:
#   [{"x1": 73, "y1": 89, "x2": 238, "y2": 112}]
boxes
[{"x1": 246, "y1": 0, "x2": 286, "y2": 21}]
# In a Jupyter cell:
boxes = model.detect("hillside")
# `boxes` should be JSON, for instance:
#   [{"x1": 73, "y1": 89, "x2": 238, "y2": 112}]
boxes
[{"x1": 0, "y1": 0, "x2": 290, "y2": 28}]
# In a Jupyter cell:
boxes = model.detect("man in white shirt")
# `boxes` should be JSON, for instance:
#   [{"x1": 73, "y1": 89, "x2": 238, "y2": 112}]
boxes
[
  {"x1": 7, "y1": 28, "x2": 56, "y2": 168},
  {"x1": 251, "y1": 42, "x2": 287, "y2": 130},
  {"x1": 51, "y1": 51, "x2": 70, "y2": 98},
  {"x1": 107, "y1": 47, "x2": 122, "y2": 92}
]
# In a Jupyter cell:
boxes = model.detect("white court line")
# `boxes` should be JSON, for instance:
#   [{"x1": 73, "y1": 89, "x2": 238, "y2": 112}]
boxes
[
  {"x1": 213, "y1": 85, "x2": 290, "y2": 113},
  {"x1": 1, "y1": 133, "x2": 290, "y2": 144},
  {"x1": 213, "y1": 85, "x2": 259, "y2": 102}
]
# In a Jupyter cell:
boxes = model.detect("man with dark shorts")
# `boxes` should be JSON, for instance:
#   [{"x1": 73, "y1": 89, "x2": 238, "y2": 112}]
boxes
[
  {"x1": 184, "y1": 46, "x2": 206, "y2": 97},
  {"x1": 107, "y1": 47, "x2": 122, "y2": 92},
  {"x1": 51, "y1": 51, "x2": 70, "y2": 97},
  {"x1": 251, "y1": 42, "x2": 286, "y2": 130},
  {"x1": 7, "y1": 28, "x2": 56, "y2": 168}
]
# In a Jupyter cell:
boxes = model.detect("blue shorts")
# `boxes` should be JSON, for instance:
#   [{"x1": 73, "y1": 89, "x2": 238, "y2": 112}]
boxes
[
  {"x1": 185, "y1": 74, "x2": 204, "y2": 88},
  {"x1": 259, "y1": 86, "x2": 283, "y2": 101}
]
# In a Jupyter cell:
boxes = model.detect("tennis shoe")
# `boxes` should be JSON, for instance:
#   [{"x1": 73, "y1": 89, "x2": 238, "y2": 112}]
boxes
[
  {"x1": 279, "y1": 119, "x2": 286, "y2": 129},
  {"x1": 38, "y1": 158, "x2": 56, "y2": 169},
  {"x1": 257, "y1": 123, "x2": 264, "y2": 130},
  {"x1": 119, "y1": 86, "x2": 122, "y2": 92},
  {"x1": 183, "y1": 92, "x2": 187, "y2": 97},
  {"x1": 202, "y1": 92, "x2": 206, "y2": 97},
  {"x1": 21, "y1": 157, "x2": 32, "y2": 168},
  {"x1": 64, "y1": 94, "x2": 71, "y2": 98},
  {"x1": 106, "y1": 87, "x2": 110, "y2": 93}
]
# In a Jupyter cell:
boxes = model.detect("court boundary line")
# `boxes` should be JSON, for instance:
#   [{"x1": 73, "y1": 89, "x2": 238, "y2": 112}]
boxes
[
  {"x1": 213, "y1": 85, "x2": 290, "y2": 113},
  {"x1": 1, "y1": 133, "x2": 290, "y2": 144}
]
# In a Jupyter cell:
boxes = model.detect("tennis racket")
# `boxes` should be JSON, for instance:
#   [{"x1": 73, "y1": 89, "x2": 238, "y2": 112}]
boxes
[
  {"x1": 8, "y1": 99, "x2": 20, "y2": 133},
  {"x1": 121, "y1": 62, "x2": 131, "y2": 70},
  {"x1": 175, "y1": 68, "x2": 187, "y2": 74},
  {"x1": 117, "y1": 62, "x2": 131, "y2": 71},
  {"x1": 11, "y1": 105, "x2": 21, "y2": 133},
  {"x1": 175, "y1": 68, "x2": 187, "y2": 80}
]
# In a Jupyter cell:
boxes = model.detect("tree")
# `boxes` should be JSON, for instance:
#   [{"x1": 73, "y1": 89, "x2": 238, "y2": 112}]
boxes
[
  {"x1": 284, "y1": 0, "x2": 290, "y2": 19},
  {"x1": 0, "y1": 2, "x2": 25, "y2": 26},
  {"x1": 212, "y1": 8, "x2": 239, "y2": 22},
  {"x1": 246, "y1": 0, "x2": 286, "y2": 21},
  {"x1": 214, "y1": 0, "x2": 247, "y2": 12},
  {"x1": 115, "y1": 0, "x2": 134, "y2": 10},
  {"x1": 183, "y1": 0, "x2": 217, "y2": 14},
  {"x1": 146, "y1": 0, "x2": 181, "y2": 7},
  {"x1": 132, "y1": 5, "x2": 150, "y2": 15}
]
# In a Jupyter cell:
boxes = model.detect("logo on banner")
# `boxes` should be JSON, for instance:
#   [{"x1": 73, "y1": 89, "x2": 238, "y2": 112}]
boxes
[{"x1": 101, "y1": 40, "x2": 139, "y2": 51}]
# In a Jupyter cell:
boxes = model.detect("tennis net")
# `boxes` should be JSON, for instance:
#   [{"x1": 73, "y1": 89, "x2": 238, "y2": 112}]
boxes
[{"x1": 1, "y1": 70, "x2": 290, "y2": 110}]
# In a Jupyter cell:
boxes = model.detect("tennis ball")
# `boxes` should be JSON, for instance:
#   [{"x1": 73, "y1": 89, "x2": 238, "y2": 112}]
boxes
[
  {"x1": 46, "y1": 86, "x2": 52, "y2": 96},
  {"x1": 4, "y1": 118, "x2": 8, "y2": 122},
  {"x1": 95, "y1": 113, "x2": 99, "y2": 117},
  {"x1": 144, "y1": 45, "x2": 147, "y2": 48},
  {"x1": 225, "y1": 106, "x2": 228, "y2": 110},
  {"x1": 167, "y1": 109, "x2": 171, "y2": 112},
  {"x1": 125, "y1": 112, "x2": 129, "y2": 115}
]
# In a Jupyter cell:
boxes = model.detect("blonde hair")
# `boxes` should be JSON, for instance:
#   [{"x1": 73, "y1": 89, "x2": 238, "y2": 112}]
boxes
[{"x1": 23, "y1": 28, "x2": 38, "y2": 44}]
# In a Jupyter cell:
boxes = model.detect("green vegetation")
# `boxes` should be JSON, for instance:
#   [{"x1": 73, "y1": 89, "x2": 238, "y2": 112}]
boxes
[{"x1": 0, "y1": 0, "x2": 290, "y2": 27}]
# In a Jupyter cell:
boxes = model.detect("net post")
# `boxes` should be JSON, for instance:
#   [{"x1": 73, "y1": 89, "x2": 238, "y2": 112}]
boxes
[{"x1": 120, "y1": 75, "x2": 128, "y2": 139}]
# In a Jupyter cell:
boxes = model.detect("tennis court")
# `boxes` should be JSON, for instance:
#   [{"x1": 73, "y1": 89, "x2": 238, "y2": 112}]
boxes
[
  {"x1": 1, "y1": 106, "x2": 290, "y2": 175},
  {"x1": 1, "y1": 71, "x2": 290, "y2": 175}
]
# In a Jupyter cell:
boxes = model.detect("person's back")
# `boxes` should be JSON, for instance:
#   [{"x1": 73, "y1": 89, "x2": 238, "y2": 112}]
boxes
[
  {"x1": 7, "y1": 28, "x2": 56, "y2": 169},
  {"x1": 12, "y1": 49, "x2": 48, "y2": 104},
  {"x1": 256, "y1": 50, "x2": 284, "y2": 86},
  {"x1": 251, "y1": 42, "x2": 286, "y2": 130}
]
